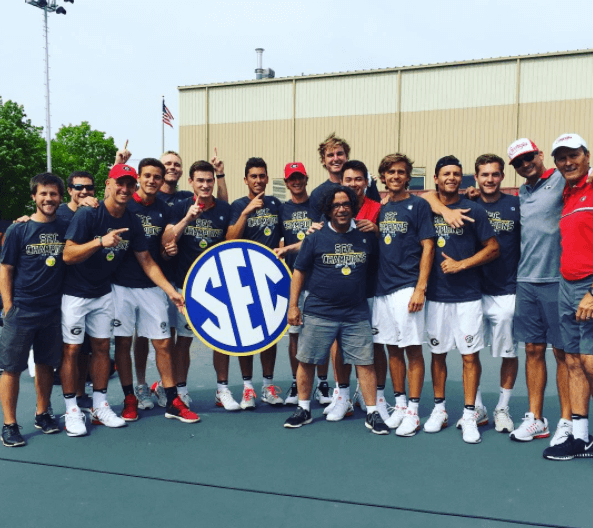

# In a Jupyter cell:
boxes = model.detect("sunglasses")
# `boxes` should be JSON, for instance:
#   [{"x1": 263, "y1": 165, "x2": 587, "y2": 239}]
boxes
[
  {"x1": 69, "y1": 184, "x2": 95, "y2": 191},
  {"x1": 510, "y1": 151, "x2": 538, "y2": 169}
]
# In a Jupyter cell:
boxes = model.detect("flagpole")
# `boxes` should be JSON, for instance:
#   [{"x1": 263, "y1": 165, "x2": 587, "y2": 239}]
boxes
[{"x1": 162, "y1": 95, "x2": 165, "y2": 154}]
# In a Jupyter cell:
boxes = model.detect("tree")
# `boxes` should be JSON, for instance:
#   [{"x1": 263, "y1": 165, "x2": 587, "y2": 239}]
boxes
[
  {"x1": 0, "y1": 98, "x2": 47, "y2": 220},
  {"x1": 51, "y1": 121, "x2": 117, "y2": 200}
]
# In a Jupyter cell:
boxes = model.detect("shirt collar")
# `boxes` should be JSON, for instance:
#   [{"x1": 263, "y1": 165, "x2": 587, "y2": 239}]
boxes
[
  {"x1": 563, "y1": 168, "x2": 593, "y2": 199},
  {"x1": 328, "y1": 219, "x2": 356, "y2": 233}
]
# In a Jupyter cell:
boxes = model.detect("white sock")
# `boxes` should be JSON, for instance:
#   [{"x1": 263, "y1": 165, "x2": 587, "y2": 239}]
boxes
[
  {"x1": 177, "y1": 385, "x2": 188, "y2": 396},
  {"x1": 377, "y1": 388, "x2": 385, "y2": 401},
  {"x1": 217, "y1": 382, "x2": 228, "y2": 392},
  {"x1": 92, "y1": 392, "x2": 107, "y2": 409},
  {"x1": 298, "y1": 400, "x2": 311, "y2": 411},
  {"x1": 64, "y1": 396, "x2": 78, "y2": 412},
  {"x1": 435, "y1": 400, "x2": 446, "y2": 412},
  {"x1": 366, "y1": 405, "x2": 377, "y2": 414},
  {"x1": 243, "y1": 379, "x2": 254, "y2": 390},
  {"x1": 475, "y1": 386, "x2": 484, "y2": 408},
  {"x1": 262, "y1": 377, "x2": 273, "y2": 388},
  {"x1": 338, "y1": 386, "x2": 349, "y2": 399},
  {"x1": 408, "y1": 400, "x2": 419, "y2": 413},
  {"x1": 573, "y1": 417, "x2": 589, "y2": 442},
  {"x1": 496, "y1": 387, "x2": 513, "y2": 410},
  {"x1": 395, "y1": 394, "x2": 407, "y2": 408},
  {"x1": 463, "y1": 407, "x2": 475, "y2": 420}
]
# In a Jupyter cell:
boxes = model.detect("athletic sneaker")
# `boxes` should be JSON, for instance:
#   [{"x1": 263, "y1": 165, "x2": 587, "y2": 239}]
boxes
[
  {"x1": 353, "y1": 385, "x2": 366, "y2": 411},
  {"x1": 365, "y1": 411, "x2": 390, "y2": 435},
  {"x1": 510, "y1": 412, "x2": 550, "y2": 442},
  {"x1": 423, "y1": 408, "x2": 448, "y2": 433},
  {"x1": 179, "y1": 392, "x2": 193, "y2": 408},
  {"x1": 376, "y1": 396, "x2": 390, "y2": 422},
  {"x1": 215, "y1": 388, "x2": 241, "y2": 411},
  {"x1": 135, "y1": 384, "x2": 155, "y2": 410},
  {"x1": 1, "y1": 424, "x2": 25, "y2": 447},
  {"x1": 493, "y1": 407, "x2": 514, "y2": 433},
  {"x1": 64, "y1": 407, "x2": 87, "y2": 437},
  {"x1": 456, "y1": 406, "x2": 488, "y2": 429},
  {"x1": 543, "y1": 435, "x2": 593, "y2": 461},
  {"x1": 323, "y1": 388, "x2": 340, "y2": 416},
  {"x1": 150, "y1": 380, "x2": 167, "y2": 408},
  {"x1": 240, "y1": 387, "x2": 257, "y2": 410},
  {"x1": 550, "y1": 419, "x2": 573, "y2": 447},
  {"x1": 460, "y1": 414, "x2": 481, "y2": 444},
  {"x1": 385, "y1": 405, "x2": 407, "y2": 429},
  {"x1": 121, "y1": 394, "x2": 139, "y2": 422},
  {"x1": 284, "y1": 406, "x2": 312, "y2": 428},
  {"x1": 76, "y1": 393, "x2": 93, "y2": 412},
  {"x1": 396, "y1": 409, "x2": 421, "y2": 437},
  {"x1": 34, "y1": 412, "x2": 60, "y2": 434},
  {"x1": 165, "y1": 396, "x2": 200, "y2": 423},
  {"x1": 261, "y1": 385, "x2": 284, "y2": 406},
  {"x1": 91, "y1": 401, "x2": 126, "y2": 428},
  {"x1": 314, "y1": 382, "x2": 333, "y2": 405},
  {"x1": 326, "y1": 396, "x2": 354, "y2": 422},
  {"x1": 284, "y1": 383, "x2": 298, "y2": 406}
]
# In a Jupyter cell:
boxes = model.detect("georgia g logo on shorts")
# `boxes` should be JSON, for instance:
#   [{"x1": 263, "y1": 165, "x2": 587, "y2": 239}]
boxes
[{"x1": 183, "y1": 240, "x2": 291, "y2": 356}]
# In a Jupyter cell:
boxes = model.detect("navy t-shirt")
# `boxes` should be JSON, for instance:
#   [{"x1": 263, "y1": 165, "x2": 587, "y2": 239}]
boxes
[
  {"x1": 376, "y1": 195, "x2": 436, "y2": 296},
  {"x1": 229, "y1": 195, "x2": 281, "y2": 249},
  {"x1": 157, "y1": 190, "x2": 193, "y2": 207},
  {"x1": 56, "y1": 203, "x2": 75, "y2": 222},
  {"x1": 477, "y1": 194, "x2": 521, "y2": 296},
  {"x1": 63, "y1": 202, "x2": 148, "y2": 298},
  {"x1": 309, "y1": 180, "x2": 339, "y2": 222},
  {"x1": 1, "y1": 218, "x2": 69, "y2": 309},
  {"x1": 113, "y1": 197, "x2": 171, "y2": 289},
  {"x1": 294, "y1": 223, "x2": 378, "y2": 322},
  {"x1": 426, "y1": 197, "x2": 495, "y2": 303},
  {"x1": 279, "y1": 199, "x2": 313, "y2": 271},
  {"x1": 170, "y1": 198, "x2": 231, "y2": 287}
]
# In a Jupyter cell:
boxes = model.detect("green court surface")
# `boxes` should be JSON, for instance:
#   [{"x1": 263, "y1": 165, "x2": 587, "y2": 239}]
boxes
[{"x1": 0, "y1": 338, "x2": 590, "y2": 528}]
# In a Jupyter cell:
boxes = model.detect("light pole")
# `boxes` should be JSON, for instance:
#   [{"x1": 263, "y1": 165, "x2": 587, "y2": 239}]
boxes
[{"x1": 25, "y1": 0, "x2": 72, "y2": 171}]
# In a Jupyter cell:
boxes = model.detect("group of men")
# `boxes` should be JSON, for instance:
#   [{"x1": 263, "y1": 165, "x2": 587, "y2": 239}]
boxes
[{"x1": 1, "y1": 131, "x2": 592, "y2": 461}]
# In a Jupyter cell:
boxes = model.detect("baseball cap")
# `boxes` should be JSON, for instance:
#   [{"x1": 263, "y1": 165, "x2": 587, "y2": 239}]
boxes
[
  {"x1": 551, "y1": 133, "x2": 588, "y2": 156},
  {"x1": 109, "y1": 164, "x2": 138, "y2": 180},
  {"x1": 284, "y1": 162, "x2": 307, "y2": 179},
  {"x1": 507, "y1": 139, "x2": 539, "y2": 162},
  {"x1": 435, "y1": 155, "x2": 462, "y2": 175}
]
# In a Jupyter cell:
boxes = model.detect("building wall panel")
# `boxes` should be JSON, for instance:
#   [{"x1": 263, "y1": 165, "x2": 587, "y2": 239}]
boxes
[
  {"x1": 178, "y1": 124, "x2": 208, "y2": 192},
  {"x1": 179, "y1": 89, "x2": 206, "y2": 126}
]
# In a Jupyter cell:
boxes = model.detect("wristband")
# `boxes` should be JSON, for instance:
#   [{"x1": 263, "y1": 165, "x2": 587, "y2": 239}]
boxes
[
  {"x1": 99, "y1": 236, "x2": 103, "y2": 247},
  {"x1": 216, "y1": 173, "x2": 225, "y2": 179}
]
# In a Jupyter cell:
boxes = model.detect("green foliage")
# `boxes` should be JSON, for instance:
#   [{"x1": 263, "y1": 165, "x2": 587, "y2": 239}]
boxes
[
  {"x1": 0, "y1": 98, "x2": 47, "y2": 219},
  {"x1": 51, "y1": 121, "x2": 117, "y2": 200}
]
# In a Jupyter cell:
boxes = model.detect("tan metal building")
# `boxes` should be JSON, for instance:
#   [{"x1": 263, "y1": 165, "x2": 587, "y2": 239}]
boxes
[{"x1": 178, "y1": 49, "x2": 593, "y2": 200}]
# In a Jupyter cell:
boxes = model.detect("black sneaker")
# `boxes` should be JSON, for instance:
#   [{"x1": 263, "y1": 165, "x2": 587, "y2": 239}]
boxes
[
  {"x1": 285, "y1": 383, "x2": 298, "y2": 406},
  {"x1": 315, "y1": 382, "x2": 333, "y2": 405},
  {"x1": 284, "y1": 406, "x2": 312, "y2": 428},
  {"x1": 365, "y1": 411, "x2": 390, "y2": 435},
  {"x1": 34, "y1": 412, "x2": 60, "y2": 434},
  {"x1": 543, "y1": 434, "x2": 593, "y2": 461},
  {"x1": 2, "y1": 423, "x2": 25, "y2": 447},
  {"x1": 77, "y1": 393, "x2": 93, "y2": 412}
]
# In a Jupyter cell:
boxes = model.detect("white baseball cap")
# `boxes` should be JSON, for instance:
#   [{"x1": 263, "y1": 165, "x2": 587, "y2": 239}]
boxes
[
  {"x1": 551, "y1": 133, "x2": 588, "y2": 157},
  {"x1": 507, "y1": 138, "x2": 539, "y2": 162}
]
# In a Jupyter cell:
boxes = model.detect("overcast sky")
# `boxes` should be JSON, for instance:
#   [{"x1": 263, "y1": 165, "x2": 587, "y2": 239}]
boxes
[{"x1": 2, "y1": 0, "x2": 592, "y2": 162}]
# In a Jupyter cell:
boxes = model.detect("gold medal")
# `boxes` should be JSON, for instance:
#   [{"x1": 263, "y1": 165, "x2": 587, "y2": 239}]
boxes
[
  {"x1": 264, "y1": 227, "x2": 271, "y2": 236},
  {"x1": 45, "y1": 256, "x2": 56, "y2": 267},
  {"x1": 106, "y1": 251, "x2": 115, "y2": 262},
  {"x1": 297, "y1": 231, "x2": 305, "y2": 241},
  {"x1": 342, "y1": 266, "x2": 351, "y2": 276},
  {"x1": 437, "y1": 236, "x2": 446, "y2": 248},
  {"x1": 384, "y1": 234, "x2": 392, "y2": 245},
  {"x1": 199, "y1": 239, "x2": 208, "y2": 249}
]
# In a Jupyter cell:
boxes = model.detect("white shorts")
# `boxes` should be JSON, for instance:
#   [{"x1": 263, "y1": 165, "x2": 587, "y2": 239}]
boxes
[
  {"x1": 372, "y1": 288, "x2": 425, "y2": 347},
  {"x1": 426, "y1": 300, "x2": 484, "y2": 355},
  {"x1": 175, "y1": 287, "x2": 195, "y2": 338},
  {"x1": 482, "y1": 294, "x2": 518, "y2": 358},
  {"x1": 112, "y1": 285, "x2": 170, "y2": 340},
  {"x1": 289, "y1": 290, "x2": 309, "y2": 335},
  {"x1": 62, "y1": 293, "x2": 114, "y2": 344}
]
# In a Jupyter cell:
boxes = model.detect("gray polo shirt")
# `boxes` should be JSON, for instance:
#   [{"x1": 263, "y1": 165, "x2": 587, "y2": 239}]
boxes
[{"x1": 517, "y1": 168, "x2": 564, "y2": 283}]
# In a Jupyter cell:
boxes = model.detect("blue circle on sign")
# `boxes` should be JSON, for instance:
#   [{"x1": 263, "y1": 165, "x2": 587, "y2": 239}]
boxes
[{"x1": 183, "y1": 240, "x2": 292, "y2": 356}]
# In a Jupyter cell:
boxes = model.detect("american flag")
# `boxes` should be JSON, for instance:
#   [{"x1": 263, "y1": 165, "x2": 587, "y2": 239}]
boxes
[{"x1": 162, "y1": 101, "x2": 174, "y2": 128}]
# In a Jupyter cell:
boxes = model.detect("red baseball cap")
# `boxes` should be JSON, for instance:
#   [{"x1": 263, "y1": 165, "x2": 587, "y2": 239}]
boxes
[
  {"x1": 284, "y1": 162, "x2": 307, "y2": 179},
  {"x1": 109, "y1": 164, "x2": 138, "y2": 180}
]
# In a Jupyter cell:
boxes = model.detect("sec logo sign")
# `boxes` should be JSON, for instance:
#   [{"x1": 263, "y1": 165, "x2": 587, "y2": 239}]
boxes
[{"x1": 183, "y1": 240, "x2": 291, "y2": 355}]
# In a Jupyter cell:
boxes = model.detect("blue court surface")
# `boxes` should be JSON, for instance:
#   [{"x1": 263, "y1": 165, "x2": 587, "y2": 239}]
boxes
[{"x1": 0, "y1": 337, "x2": 590, "y2": 528}]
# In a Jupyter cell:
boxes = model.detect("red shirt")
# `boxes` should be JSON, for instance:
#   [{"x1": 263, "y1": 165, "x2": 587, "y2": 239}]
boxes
[
  {"x1": 357, "y1": 196, "x2": 381, "y2": 224},
  {"x1": 560, "y1": 173, "x2": 593, "y2": 280}
]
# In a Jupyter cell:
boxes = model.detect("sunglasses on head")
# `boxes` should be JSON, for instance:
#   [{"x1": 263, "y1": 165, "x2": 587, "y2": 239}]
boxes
[
  {"x1": 510, "y1": 151, "x2": 538, "y2": 169},
  {"x1": 69, "y1": 184, "x2": 95, "y2": 191}
]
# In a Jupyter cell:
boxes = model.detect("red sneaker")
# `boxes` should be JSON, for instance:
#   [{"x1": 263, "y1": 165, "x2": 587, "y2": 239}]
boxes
[
  {"x1": 165, "y1": 396, "x2": 200, "y2": 423},
  {"x1": 121, "y1": 394, "x2": 139, "y2": 422}
]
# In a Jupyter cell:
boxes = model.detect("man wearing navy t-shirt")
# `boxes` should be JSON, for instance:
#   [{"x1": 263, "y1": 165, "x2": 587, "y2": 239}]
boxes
[
  {"x1": 0, "y1": 173, "x2": 67, "y2": 446},
  {"x1": 226, "y1": 157, "x2": 284, "y2": 408},
  {"x1": 60, "y1": 164, "x2": 184, "y2": 437},
  {"x1": 423, "y1": 155, "x2": 499, "y2": 444}
]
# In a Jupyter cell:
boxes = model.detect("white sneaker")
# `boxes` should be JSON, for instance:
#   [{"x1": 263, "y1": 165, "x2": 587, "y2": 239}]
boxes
[
  {"x1": 509, "y1": 412, "x2": 550, "y2": 442},
  {"x1": 261, "y1": 385, "x2": 284, "y2": 405},
  {"x1": 376, "y1": 396, "x2": 390, "y2": 422},
  {"x1": 150, "y1": 380, "x2": 167, "y2": 408},
  {"x1": 215, "y1": 388, "x2": 241, "y2": 411},
  {"x1": 134, "y1": 384, "x2": 154, "y2": 410},
  {"x1": 179, "y1": 392, "x2": 192, "y2": 408},
  {"x1": 323, "y1": 388, "x2": 340, "y2": 416},
  {"x1": 424, "y1": 408, "x2": 448, "y2": 433},
  {"x1": 314, "y1": 383, "x2": 333, "y2": 405},
  {"x1": 494, "y1": 407, "x2": 514, "y2": 433},
  {"x1": 326, "y1": 396, "x2": 354, "y2": 422},
  {"x1": 396, "y1": 409, "x2": 421, "y2": 437},
  {"x1": 385, "y1": 405, "x2": 407, "y2": 429},
  {"x1": 91, "y1": 401, "x2": 126, "y2": 428},
  {"x1": 352, "y1": 385, "x2": 366, "y2": 411},
  {"x1": 64, "y1": 407, "x2": 87, "y2": 437},
  {"x1": 550, "y1": 419, "x2": 573, "y2": 446},
  {"x1": 456, "y1": 406, "x2": 488, "y2": 429},
  {"x1": 284, "y1": 384, "x2": 298, "y2": 406},
  {"x1": 240, "y1": 387, "x2": 257, "y2": 410},
  {"x1": 460, "y1": 414, "x2": 481, "y2": 444}
]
